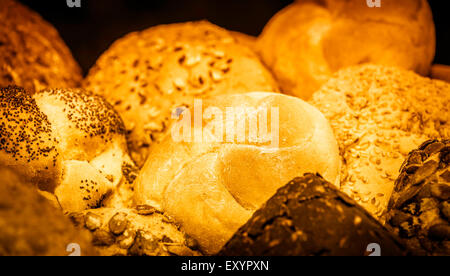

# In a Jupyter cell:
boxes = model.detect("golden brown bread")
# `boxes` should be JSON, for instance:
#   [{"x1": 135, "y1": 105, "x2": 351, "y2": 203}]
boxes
[
  {"x1": 0, "y1": 86, "x2": 136, "y2": 213},
  {"x1": 134, "y1": 92, "x2": 340, "y2": 254},
  {"x1": 431, "y1": 64, "x2": 450, "y2": 83},
  {"x1": 84, "y1": 21, "x2": 279, "y2": 166},
  {"x1": 258, "y1": 0, "x2": 435, "y2": 99},
  {"x1": 0, "y1": 0, "x2": 82, "y2": 93},
  {"x1": 310, "y1": 64, "x2": 450, "y2": 220},
  {"x1": 0, "y1": 165, "x2": 97, "y2": 256}
]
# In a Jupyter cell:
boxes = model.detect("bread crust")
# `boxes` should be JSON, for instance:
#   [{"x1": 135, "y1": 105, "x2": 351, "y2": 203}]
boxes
[
  {"x1": 135, "y1": 92, "x2": 340, "y2": 254},
  {"x1": 258, "y1": 0, "x2": 435, "y2": 99},
  {"x1": 84, "y1": 21, "x2": 279, "y2": 167},
  {"x1": 310, "y1": 64, "x2": 450, "y2": 220},
  {"x1": 0, "y1": 0, "x2": 82, "y2": 93},
  {"x1": 219, "y1": 173, "x2": 408, "y2": 256}
]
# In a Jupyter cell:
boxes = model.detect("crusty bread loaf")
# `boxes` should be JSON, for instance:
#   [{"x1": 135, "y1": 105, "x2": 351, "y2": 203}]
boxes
[
  {"x1": 0, "y1": 86, "x2": 137, "y2": 212},
  {"x1": 219, "y1": 174, "x2": 408, "y2": 256},
  {"x1": 84, "y1": 21, "x2": 279, "y2": 167},
  {"x1": 134, "y1": 92, "x2": 340, "y2": 254},
  {"x1": 0, "y1": 0, "x2": 82, "y2": 93},
  {"x1": 258, "y1": 0, "x2": 435, "y2": 99},
  {"x1": 387, "y1": 140, "x2": 450, "y2": 256},
  {"x1": 0, "y1": 165, "x2": 97, "y2": 256},
  {"x1": 309, "y1": 64, "x2": 450, "y2": 220}
]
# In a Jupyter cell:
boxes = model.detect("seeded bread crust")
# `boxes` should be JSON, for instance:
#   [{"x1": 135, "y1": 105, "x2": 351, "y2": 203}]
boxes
[
  {"x1": 310, "y1": 65, "x2": 450, "y2": 220},
  {"x1": 0, "y1": 0, "x2": 82, "y2": 93},
  {"x1": 387, "y1": 140, "x2": 450, "y2": 255},
  {"x1": 219, "y1": 173, "x2": 408, "y2": 256},
  {"x1": 84, "y1": 21, "x2": 279, "y2": 166}
]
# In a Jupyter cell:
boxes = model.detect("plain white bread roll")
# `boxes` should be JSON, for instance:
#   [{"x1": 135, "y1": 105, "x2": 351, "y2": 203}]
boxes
[
  {"x1": 134, "y1": 92, "x2": 340, "y2": 254},
  {"x1": 0, "y1": 86, "x2": 136, "y2": 212}
]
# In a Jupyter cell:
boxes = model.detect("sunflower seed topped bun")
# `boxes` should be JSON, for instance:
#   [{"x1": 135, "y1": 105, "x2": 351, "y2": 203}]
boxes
[
  {"x1": 387, "y1": 139, "x2": 450, "y2": 255},
  {"x1": 0, "y1": 0, "x2": 82, "y2": 93},
  {"x1": 0, "y1": 86, "x2": 136, "y2": 213},
  {"x1": 258, "y1": 0, "x2": 435, "y2": 99},
  {"x1": 0, "y1": 165, "x2": 97, "y2": 256},
  {"x1": 219, "y1": 174, "x2": 408, "y2": 256},
  {"x1": 84, "y1": 21, "x2": 279, "y2": 166},
  {"x1": 309, "y1": 64, "x2": 450, "y2": 220}
]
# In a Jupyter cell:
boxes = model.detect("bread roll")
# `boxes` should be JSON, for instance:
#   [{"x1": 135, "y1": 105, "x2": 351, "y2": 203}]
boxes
[
  {"x1": 258, "y1": 0, "x2": 435, "y2": 99},
  {"x1": 0, "y1": 165, "x2": 97, "y2": 256},
  {"x1": 0, "y1": 0, "x2": 82, "y2": 93},
  {"x1": 309, "y1": 64, "x2": 450, "y2": 220},
  {"x1": 84, "y1": 21, "x2": 279, "y2": 166},
  {"x1": 387, "y1": 140, "x2": 450, "y2": 255},
  {"x1": 0, "y1": 86, "x2": 136, "y2": 212},
  {"x1": 134, "y1": 92, "x2": 340, "y2": 254},
  {"x1": 219, "y1": 174, "x2": 408, "y2": 256}
]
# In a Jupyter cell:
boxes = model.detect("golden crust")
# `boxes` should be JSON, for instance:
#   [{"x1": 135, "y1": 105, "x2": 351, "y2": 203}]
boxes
[
  {"x1": 310, "y1": 64, "x2": 450, "y2": 220},
  {"x1": 84, "y1": 21, "x2": 279, "y2": 166},
  {"x1": 258, "y1": 0, "x2": 435, "y2": 99},
  {"x1": 135, "y1": 92, "x2": 340, "y2": 254},
  {"x1": 0, "y1": 0, "x2": 82, "y2": 93}
]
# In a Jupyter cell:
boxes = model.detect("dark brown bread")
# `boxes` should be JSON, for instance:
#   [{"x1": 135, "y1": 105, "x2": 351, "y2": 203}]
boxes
[
  {"x1": 387, "y1": 139, "x2": 450, "y2": 256},
  {"x1": 219, "y1": 173, "x2": 408, "y2": 256}
]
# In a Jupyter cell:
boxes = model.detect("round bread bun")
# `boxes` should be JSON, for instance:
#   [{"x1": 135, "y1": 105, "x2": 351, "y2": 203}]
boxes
[
  {"x1": 84, "y1": 21, "x2": 279, "y2": 167},
  {"x1": 134, "y1": 92, "x2": 340, "y2": 254},
  {"x1": 258, "y1": 0, "x2": 435, "y2": 99},
  {"x1": 0, "y1": 86, "x2": 137, "y2": 213},
  {"x1": 219, "y1": 173, "x2": 408, "y2": 256},
  {"x1": 0, "y1": 165, "x2": 97, "y2": 256},
  {"x1": 0, "y1": 0, "x2": 82, "y2": 93},
  {"x1": 387, "y1": 139, "x2": 450, "y2": 256},
  {"x1": 309, "y1": 64, "x2": 450, "y2": 220}
]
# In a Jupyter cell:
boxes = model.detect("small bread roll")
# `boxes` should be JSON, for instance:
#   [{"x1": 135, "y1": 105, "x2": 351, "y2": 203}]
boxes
[
  {"x1": 135, "y1": 92, "x2": 340, "y2": 254},
  {"x1": 0, "y1": 0, "x2": 82, "y2": 93},
  {"x1": 387, "y1": 140, "x2": 450, "y2": 256},
  {"x1": 431, "y1": 64, "x2": 450, "y2": 83},
  {"x1": 0, "y1": 86, "x2": 136, "y2": 212},
  {"x1": 310, "y1": 65, "x2": 450, "y2": 220},
  {"x1": 219, "y1": 174, "x2": 408, "y2": 256},
  {"x1": 0, "y1": 165, "x2": 97, "y2": 256},
  {"x1": 258, "y1": 0, "x2": 435, "y2": 99},
  {"x1": 84, "y1": 21, "x2": 279, "y2": 166}
]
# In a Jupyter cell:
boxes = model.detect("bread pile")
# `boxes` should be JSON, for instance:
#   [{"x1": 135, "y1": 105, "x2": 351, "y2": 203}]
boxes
[{"x1": 1, "y1": 0, "x2": 449, "y2": 256}]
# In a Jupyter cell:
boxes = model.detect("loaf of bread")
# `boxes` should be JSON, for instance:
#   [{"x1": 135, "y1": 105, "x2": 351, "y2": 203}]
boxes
[
  {"x1": 0, "y1": 86, "x2": 136, "y2": 212},
  {"x1": 0, "y1": 0, "x2": 82, "y2": 93},
  {"x1": 310, "y1": 64, "x2": 450, "y2": 220},
  {"x1": 258, "y1": 0, "x2": 435, "y2": 99},
  {"x1": 387, "y1": 140, "x2": 450, "y2": 255},
  {"x1": 134, "y1": 92, "x2": 340, "y2": 254},
  {"x1": 0, "y1": 165, "x2": 97, "y2": 256},
  {"x1": 219, "y1": 174, "x2": 408, "y2": 256},
  {"x1": 84, "y1": 21, "x2": 279, "y2": 166}
]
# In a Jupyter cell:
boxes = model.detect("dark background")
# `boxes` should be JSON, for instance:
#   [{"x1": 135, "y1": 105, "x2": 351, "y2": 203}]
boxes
[{"x1": 18, "y1": 0, "x2": 450, "y2": 75}]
